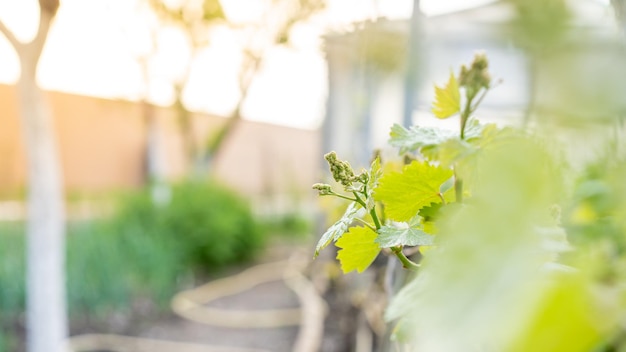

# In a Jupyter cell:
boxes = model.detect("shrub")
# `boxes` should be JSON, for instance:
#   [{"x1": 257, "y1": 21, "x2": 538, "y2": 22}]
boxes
[
  {"x1": 114, "y1": 180, "x2": 265, "y2": 271},
  {"x1": 259, "y1": 212, "x2": 312, "y2": 238}
]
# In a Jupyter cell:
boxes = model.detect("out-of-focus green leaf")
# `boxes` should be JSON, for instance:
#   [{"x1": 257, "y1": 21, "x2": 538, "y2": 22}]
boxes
[
  {"x1": 376, "y1": 161, "x2": 453, "y2": 221},
  {"x1": 432, "y1": 72, "x2": 461, "y2": 119},
  {"x1": 535, "y1": 226, "x2": 572, "y2": 254},
  {"x1": 314, "y1": 202, "x2": 364, "y2": 257},
  {"x1": 508, "y1": 275, "x2": 614, "y2": 352},
  {"x1": 376, "y1": 224, "x2": 434, "y2": 248},
  {"x1": 336, "y1": 226, "x2": 380, "y2": 273},
  {"x1": 386, "y1": 136, "x2": 574, "y2": 351}
]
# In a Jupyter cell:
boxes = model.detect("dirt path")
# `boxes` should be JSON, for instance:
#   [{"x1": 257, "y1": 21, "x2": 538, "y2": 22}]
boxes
[{"x1": 67, "y1": 244, "x2": 327, "y2": 352}]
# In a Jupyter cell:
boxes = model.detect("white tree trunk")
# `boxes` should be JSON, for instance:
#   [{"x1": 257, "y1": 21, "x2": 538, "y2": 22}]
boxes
[
  {"x1": 0, "y1": 2, "x2": 67, "y2": 351},
  {"x1": 18, "y1": 56, "x2": 67, "y2": 352}
]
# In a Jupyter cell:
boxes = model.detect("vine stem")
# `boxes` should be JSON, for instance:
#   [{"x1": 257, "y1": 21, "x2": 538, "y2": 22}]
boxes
[
  {"x1": 353, "y1": 192, "x2": 381, "y2": 228},
  {"x1": 328, "y1": 193, "x2": 358, "y2": 202},
  {"x1": 460, "y1": 92, "x2": 474, "y2": 141},
  {"x1": 391, "y1": 247, "x2": 420, "y2": 271},
  {"x1": 354, "y1": 218, "x2": 376, "y2": 231},
  {"x1": 353, "y1": 191, "x2": 419, "y2": 272},
  {"x1": 438, "y1": 192, "x2": 447, "y2": 205},
  {"x1": 454, "y1": 173, "x2": 463, "y2": 203},
  {"x1": 456, "y1": 88, "x2": 481, "y2": 202},
  {"x1": 470, "y1": 86, "x2": 491, "y2": 113}
]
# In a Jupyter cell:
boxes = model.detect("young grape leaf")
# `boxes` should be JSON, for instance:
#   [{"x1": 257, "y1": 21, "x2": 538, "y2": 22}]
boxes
[
  {"x1": 366, "y1": 157, "x2": 382, "y2": 211},
  {"x1": 389, "y1": 124, "x2": 457, "y2": 154},
  {"x1": 463, "y1": 119, "x2": 487, "y2": 140},
  {"x1": 432, "y1": 72, "x2": 461, "y2": 119},
  {"x1": 376, "y1": 225, "x2": 435, "y2": 248},
  {"x1": 440, "y1": 176, "x2": 455, "y2": 194},
  {"x1": 418, "y1": 202, "x2": 443, "y2": 221},
  {"x1": 336, "y1": 226, "x2": 380, "y2": 273},
  {"x1": 389, "y1": 120, "x2": 488, "y2": 156},
  {"x1": 314, "y1": 202, "x2": 364, "y2": 257},
  {"x1": 375, "y1": 161, "x2": 454, "y2": 221}
]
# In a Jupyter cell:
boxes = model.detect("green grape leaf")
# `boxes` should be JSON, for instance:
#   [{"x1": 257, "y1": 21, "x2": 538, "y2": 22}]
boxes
[
  {"x1": 314, "y1": 202, "x2": 364, "y2": 257},
  {"x1": 376, "y1": 224, "x2": 435, "y2": 248},
  {"x1": 440, "y1": 177, "x2": 455, "y2": 194},
  {"x1": 375, "y1": 161, "x2": 454, "y2": 221},
  {"x1": 389, "y1": 120, "x2": 487, "y2": 156},
  {"x1": 432, "y1": 72, "x2": 461, "y2": 119},
  {"x1": 436, "y1": 139, "x2": 477, "y2": 167},
  {"x1": 336, "y1": 226, "x2": 380, "y2": 273},
  {"x1": 463, "y1": 119, "x2": 487, "y2": 140},
  {"x1": 366, "y1": 157, "x2": 382, "y2": 211},
  {"x1": 389, "y1": 124, "x2": 457, "y2": 154},
  {"x1": 418, "y1": 202, "x2": 443, "y2": 221}
]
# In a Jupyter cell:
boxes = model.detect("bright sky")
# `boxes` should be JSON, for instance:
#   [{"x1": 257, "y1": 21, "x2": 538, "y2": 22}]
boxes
[{"x1": 0, "y1": 0, "x2": 600, "y2": 129}]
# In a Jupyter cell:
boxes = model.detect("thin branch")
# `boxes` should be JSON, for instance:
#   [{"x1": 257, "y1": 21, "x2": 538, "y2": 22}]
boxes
[
  {"x1": 0, "y1": 19, "x2": 22, "y2": 50},
  {"x1": 469, "y1": 80, "x2": 501, "y2": 114},
  {"x1": 324, "y1": 192, "x2": 357, "y2": 202},
  {"x1": 29, "y1": 6, "x2": 56, "y2": 57},
  {"x1": 469, "y1": 87, "x2": 491, "y2": 114}
]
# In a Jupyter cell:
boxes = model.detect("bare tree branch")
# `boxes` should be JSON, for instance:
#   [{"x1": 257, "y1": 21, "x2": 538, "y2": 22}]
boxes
[
  {"x1": 39, "y1": 0, "x2": 60, "y2": 15},
  {"x1": 0, "y1": 19, "x2": 22, "y2": 50},
  {"x1": 28, "y1": 3, "x2": 58, "y2": 62},
  {"x1": 0, "y1": 0, "x2": 58, "y2": 60}
]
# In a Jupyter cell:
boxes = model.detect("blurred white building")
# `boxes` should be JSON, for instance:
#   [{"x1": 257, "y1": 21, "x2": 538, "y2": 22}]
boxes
[{"x1": 323, "y1": 0, "x2": 623, "y2": 167}]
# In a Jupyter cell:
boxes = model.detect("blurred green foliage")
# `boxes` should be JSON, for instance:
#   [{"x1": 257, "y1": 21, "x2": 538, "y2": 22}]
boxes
[
  {"x1": 259, "y1": 212, "x2": 311, "y2": 239},
  {"x1": 356, "y1": 24, "x2": 407, "y2": 73},
  {"x1": 114, "y1": 180, "x2": 265, "y2": 271},
  {"x1": 0, "y1": 221, "x2": 187, "y2": 316},
  {"x1": 0, "y1": 180, "x2": 267, "y2": 344},
  {"x1": 508, "y1": 0, "x2": 571, "y2": 54},
  {"x1": 66, "y1": 220, "x2": 187, "y2": 314}
]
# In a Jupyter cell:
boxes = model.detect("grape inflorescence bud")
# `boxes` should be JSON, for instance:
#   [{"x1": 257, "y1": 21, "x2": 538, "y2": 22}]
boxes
[
  {"x1": 325, "y1": 151, "x2": 356, "y2": 186},
  {"x1": 312, "y1": 183, "x2": 333, "y2": 195},
  {"x1": 459, "y1": 52, "x2": 491, "y2": 93}
]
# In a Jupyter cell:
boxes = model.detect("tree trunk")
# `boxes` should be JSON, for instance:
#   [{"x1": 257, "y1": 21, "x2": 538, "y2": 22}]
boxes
[
  {"x1": 402, "y1": 0, "x2": 422, "y2": 127},
  {"x1": 0, "y1": 2, "x2": 67, "y2": 351},
  {"x1": 18, "y1": 57, "x2": 67, "y2": 352}
]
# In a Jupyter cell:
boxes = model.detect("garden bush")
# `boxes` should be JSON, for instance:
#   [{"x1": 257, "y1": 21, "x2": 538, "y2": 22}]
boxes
[
  {"x1": 259, "y1": 212, "x2": 311, "y2": 238},
  {"x1": 114, "y1": 180, "x2": 265, "y2": 270}
]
